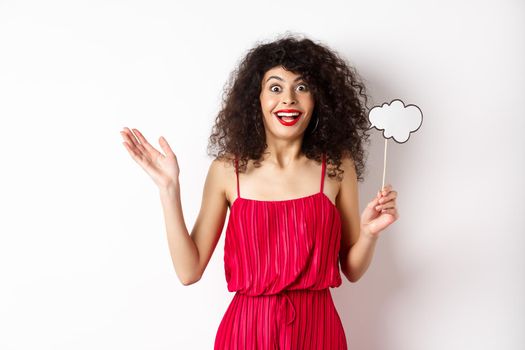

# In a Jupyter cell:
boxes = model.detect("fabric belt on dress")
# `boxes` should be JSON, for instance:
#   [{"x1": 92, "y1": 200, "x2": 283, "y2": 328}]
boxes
[{"x1": 278, "y1": 292, "x2": 296, "y2": 325}]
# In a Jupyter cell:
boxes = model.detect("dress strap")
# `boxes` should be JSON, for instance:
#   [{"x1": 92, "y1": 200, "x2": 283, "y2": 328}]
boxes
[
  {"x1": 320, "y1": 153, "x2": 326, "y2": 194},
  {"x1": 234, "y1": 156, "x2": 241, "y2": 199}
]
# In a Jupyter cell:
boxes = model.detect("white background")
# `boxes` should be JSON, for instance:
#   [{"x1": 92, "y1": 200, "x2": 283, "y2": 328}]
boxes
[{"x1": 1, "y1": 0, "x2": 523, "y2": 349}]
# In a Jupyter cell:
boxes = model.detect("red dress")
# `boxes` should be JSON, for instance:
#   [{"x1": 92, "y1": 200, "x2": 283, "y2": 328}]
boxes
[{"x1": 215, "y1": 153, "x2": 347, "y2": 349}]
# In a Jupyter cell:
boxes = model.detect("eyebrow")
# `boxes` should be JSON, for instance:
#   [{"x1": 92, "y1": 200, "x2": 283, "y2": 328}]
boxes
[{"x1": 265, "y1": 75, "x2": 305, "y2": 83}]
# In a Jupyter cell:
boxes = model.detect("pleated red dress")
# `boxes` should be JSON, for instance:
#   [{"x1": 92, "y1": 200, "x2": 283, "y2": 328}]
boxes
[{"x1": 215, "y1": 153, "x2": 347, "y2": 349}]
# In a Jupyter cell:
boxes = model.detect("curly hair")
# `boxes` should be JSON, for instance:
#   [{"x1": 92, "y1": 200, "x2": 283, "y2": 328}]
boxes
[{"x1": 207, "y1": 33, "x2": 371, "y2": 182}]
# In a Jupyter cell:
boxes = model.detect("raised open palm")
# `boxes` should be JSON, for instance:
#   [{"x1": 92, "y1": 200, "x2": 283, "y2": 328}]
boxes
[{"x1": 120, "y1": 127, "x2": 179, "y2": 189}]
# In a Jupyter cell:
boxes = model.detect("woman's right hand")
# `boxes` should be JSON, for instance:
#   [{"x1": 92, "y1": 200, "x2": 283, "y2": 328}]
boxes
[{"x1": 120, "y1": 127, "x2": 179, "y2": 190}]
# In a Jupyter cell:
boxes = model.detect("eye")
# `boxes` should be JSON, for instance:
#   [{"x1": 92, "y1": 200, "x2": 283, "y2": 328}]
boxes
[
  {"x1": 297, "y1": 83, "x2": 309, "y2": 91},
  {"x1": 270, "y1": 85, "x2": 281, "y2": 92}
]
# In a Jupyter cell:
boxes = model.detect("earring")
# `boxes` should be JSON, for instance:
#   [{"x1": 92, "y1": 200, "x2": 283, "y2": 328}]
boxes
[
  {"x1": 255, "y1": 120, "x2": 262, "y2": 136},
  {"x1": 311, "y1": 116, "x2": 319, "y2": 133}
]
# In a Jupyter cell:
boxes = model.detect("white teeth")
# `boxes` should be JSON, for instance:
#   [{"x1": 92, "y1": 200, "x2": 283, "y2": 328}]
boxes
[{"x1": 276, "y1": 112, "x2": 300, "y2": 117}]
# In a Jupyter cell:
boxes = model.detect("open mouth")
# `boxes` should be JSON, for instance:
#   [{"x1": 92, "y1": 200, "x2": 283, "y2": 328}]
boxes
[{"x1": 273, "y1": 111, "x2": 303, "y2": 126}]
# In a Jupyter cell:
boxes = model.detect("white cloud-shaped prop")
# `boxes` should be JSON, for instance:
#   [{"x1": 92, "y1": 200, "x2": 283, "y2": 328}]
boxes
[{"x1": 368, "y1": 99, "x2": 423, "y2": 144}]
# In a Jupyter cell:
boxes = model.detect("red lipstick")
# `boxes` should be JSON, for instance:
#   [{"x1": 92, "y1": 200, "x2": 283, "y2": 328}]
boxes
[{"x1": 273, "y1": 109, "x2": 303, "y2": 127}]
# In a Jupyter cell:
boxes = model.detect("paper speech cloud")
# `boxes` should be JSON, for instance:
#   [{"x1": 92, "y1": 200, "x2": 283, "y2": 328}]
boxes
[{"x1": 368, "y1": 99, "x2": 423, "y2": 144}]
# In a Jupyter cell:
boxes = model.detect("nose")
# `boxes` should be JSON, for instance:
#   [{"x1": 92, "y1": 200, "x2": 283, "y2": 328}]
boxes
[{"x1": 281, "y1": 90, "x2": 297, "y2": 105}]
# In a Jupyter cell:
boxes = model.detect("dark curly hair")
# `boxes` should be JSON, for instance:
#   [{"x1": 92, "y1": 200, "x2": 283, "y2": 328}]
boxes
[{"x1": 207, "y1": 33, "x2": 371, "y2": 182}]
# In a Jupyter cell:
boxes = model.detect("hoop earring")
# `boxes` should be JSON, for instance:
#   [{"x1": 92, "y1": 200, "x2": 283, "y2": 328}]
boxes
[
  {"x1": 255, "y1": 120, "x2": 262, "y2": 137},
  {"x1": 310, "y1": 116, "x2": 319, "y2": 133}
]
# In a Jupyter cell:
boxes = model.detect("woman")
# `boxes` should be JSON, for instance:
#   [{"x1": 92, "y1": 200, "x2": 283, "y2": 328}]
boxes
[{"x1": 120, "y1": 34, "x2": 399, "y2": 349}]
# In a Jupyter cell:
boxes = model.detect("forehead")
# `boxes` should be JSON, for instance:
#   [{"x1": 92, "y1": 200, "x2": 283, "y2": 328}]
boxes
[{"x1": 262, "y1": 66, "x2": 303, "y2": 83}]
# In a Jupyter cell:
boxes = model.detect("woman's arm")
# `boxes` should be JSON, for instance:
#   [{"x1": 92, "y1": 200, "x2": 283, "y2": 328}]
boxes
[
  {"x1": 340, "y1": 229, "x2": 379, "y2": 283},
  {"x1": 336, "y1": 157, "x2": 379, "y2": 283},
  {"x1": 159, "y1": 159, "x2": 228, "y2": 285},
  {"x1": 120, "y1": 128, "x2": 229, "y2": 286}
]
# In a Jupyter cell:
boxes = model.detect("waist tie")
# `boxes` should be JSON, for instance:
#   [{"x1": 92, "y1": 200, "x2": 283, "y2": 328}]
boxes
[{"x1": 278, "y1": 292, "x2": 296, "y2": 325}]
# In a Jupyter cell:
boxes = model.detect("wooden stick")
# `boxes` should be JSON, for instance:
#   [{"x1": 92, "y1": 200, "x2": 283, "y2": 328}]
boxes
[{"x1": 382, "y1": 138, "x2": 388, "y2": 191}]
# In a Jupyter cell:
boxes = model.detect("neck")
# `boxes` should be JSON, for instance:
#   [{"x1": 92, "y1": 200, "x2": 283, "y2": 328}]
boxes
[{"x1": 262, "y1": 137, "x2": 304, "y2": 169}]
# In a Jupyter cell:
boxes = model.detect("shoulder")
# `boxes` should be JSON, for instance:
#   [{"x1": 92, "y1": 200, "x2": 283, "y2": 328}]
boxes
[
  {"x1": 209, "y1": 154, "x2": 235, "y2": 180},
  {"x1": 337, "y1": 152, "x2": 357, "y2": 178},
  {"x1": 335, "y1": 153, "x2": 358, "y2": 197},
  {"x1": 208, "y1": 154, "x2": 237, "y2": 200},
  {"x1": 329, "y1": 153, "x2": 357, "y2": 181}
]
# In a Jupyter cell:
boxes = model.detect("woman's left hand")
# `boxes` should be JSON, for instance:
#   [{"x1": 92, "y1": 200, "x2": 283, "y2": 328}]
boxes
[{"x1": 360, "y1": 184, "x2": 399, "y2": 239}]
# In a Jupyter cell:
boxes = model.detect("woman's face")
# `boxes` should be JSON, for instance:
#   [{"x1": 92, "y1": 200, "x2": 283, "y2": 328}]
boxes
[{"x1": 259, "y1": 66, "x2": 315, "y2": 138}]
